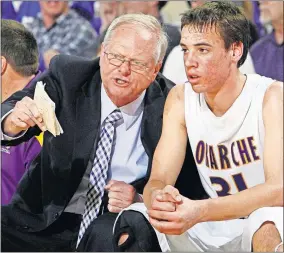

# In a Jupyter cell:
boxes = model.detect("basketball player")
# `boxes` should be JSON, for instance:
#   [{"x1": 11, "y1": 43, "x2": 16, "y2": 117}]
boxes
[{"x1": 114, "y1": 2, "x2": 283, "y2": 252}]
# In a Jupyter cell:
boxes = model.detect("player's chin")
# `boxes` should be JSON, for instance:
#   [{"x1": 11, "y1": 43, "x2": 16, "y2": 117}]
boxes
[{"x1": 192, "y1": 84, "x2": 207, "y2": 93}]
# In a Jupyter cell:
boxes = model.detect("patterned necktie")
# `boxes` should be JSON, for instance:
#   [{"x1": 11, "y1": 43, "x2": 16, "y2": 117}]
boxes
[{"x1": 77, "y1": 109, "x2": 123, "y2": 247}]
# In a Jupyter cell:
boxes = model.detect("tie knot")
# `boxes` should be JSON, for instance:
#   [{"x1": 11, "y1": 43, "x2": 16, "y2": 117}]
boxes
[{"x1": 104, "y1": 109, "x2": 122, "y2": 125}]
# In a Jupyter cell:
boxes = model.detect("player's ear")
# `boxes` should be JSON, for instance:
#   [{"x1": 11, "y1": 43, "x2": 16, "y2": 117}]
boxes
[{"x1": 231, "y1": 42, "x2": 243, "y2": 63}]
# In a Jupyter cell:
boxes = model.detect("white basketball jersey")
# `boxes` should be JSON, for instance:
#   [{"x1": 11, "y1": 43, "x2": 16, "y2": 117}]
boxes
[{"x1": 184, "y1": 74, "x2": 275, "y2": 198}]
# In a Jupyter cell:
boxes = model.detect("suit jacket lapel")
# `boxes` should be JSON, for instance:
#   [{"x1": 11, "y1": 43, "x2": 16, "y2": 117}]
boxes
[
  {"x1": 141, "y1": 81, "x2": 166, "y2": 178},
  {"x1": 68, "y1": 70, "x2": 102, "y2": 194}
]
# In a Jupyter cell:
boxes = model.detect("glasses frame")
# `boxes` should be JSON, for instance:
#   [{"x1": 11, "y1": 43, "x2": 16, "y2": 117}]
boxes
[{"x1": 104, "y1": 51, "x2": 150, "y2": 73}]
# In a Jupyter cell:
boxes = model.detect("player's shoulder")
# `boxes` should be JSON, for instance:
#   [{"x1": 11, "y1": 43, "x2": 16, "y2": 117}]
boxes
[
  {"x1": 262, "y1": 81, "x2": 283, "y2": 114},
  {"x1": 168, "y1": 83, "x2": 185, "y2": 102},
  {"x1": 164, "y1": 83, "x2": 185, "y2": 119},
  {"x1": 264, "y1": 81, "x2": 283, "y2": 103}
]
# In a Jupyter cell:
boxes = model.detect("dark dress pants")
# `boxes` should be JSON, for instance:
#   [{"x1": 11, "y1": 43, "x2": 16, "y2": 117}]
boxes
[
  {"x1": 77, "y1": 212, "x2": 119, "y2": 251},
  {"x1": 1, "y1": 206, "x2": 81, "y2": 252},
  {"x1": 113, "y1": 210, "x2": 162, "y2": 252},
  {"x1": 2, "y1": 207, "x2": 119, "y2": 252}
]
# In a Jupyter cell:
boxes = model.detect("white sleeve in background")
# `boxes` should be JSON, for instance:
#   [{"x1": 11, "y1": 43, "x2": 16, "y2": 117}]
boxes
[
  {"x1": 239, "y1": 52, "x2": 255, "y2": 75},
  {"x1": 1, "y1": 110, "x2": 27, "y2": 140},
  {"x1": 162, "y1": 45, "x2": 188, "y2": 85}
]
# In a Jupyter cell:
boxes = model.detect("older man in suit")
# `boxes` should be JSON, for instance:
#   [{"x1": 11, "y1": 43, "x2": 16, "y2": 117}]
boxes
[{"x1": 1, "y1": 13, "x2": 206, "y2": 252}]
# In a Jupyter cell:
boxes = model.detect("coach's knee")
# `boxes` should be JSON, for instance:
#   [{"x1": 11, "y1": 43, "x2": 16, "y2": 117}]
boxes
[
  {"x1": 113, "y1": 210, "x2": 161, "y2": 252},
  {"x1": 118, "y1": 233, "x2": 129, "y2": 246},
  {"x1": 113, "y1": 211, "x2": 139, "y2": 251},
  {"x1": 247, "y1": 207, "x2": 283, "y2": 252},
  {"x1": 252, "y1": 221, "x2": 281, "y2": 252}
]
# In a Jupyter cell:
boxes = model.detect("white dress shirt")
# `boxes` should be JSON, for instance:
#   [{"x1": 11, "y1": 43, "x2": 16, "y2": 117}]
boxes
[
  {"x1": 65, "y1": 84, "x2": 148, "y2": 213},
  {"x1": 101, "y1": 83, "x2": 148, "y2": 183}
]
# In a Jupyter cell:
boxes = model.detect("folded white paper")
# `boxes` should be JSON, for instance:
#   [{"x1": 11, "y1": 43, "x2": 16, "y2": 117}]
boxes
[{"x1": 34, "y1": 81, "x2": 63, "y2": 137}]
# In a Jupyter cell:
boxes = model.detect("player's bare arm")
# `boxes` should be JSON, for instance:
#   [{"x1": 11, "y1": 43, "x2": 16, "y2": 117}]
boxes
[
  {"x1": 143, "y1": 84, "x2": 187, "y2": 210},
  {"x1": 197, "y1": 81, "x2": 283, "y2": 222},
  {"x1": 147, "y1": 81, "x2": 283, "y2": 235}
]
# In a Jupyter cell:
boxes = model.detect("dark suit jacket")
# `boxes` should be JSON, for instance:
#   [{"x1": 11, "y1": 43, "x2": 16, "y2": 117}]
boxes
[{"x1": 1, "y1": 55, "x2": 207, "y2": 232}]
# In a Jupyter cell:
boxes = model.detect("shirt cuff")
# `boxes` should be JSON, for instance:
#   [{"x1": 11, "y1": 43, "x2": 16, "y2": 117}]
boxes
[{"x1": 1, "y1": 110, "x2": 27, "y2": 140}]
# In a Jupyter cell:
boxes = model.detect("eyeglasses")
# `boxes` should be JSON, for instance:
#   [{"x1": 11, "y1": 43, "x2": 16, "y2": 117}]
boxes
[{"x1": 104, "y1": 51, "x2": 149, "y2": 72}]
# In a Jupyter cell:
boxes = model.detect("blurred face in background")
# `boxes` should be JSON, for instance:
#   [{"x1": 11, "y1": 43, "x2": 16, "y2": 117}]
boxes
[
  {"x1": 99, "y1": 2, "x2": 120, "y2": 32},
  {"x1": 190, "y1": 0, "x2": 206, "y2": 9},
  {"x1": 39, "y1": 1, "x2": 69, "y2": 18},
  {"x1": 120, "y1": 1, "x2": 153, "y2": 14},
  {"x1": 259, "y1": 1, "x2": 283, "y2": 25}
]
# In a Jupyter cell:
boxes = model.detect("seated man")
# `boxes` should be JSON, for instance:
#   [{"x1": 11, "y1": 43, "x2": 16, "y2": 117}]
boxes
[
  {"x1": 23, "y1": 1, "x2": 98, "y2": 68},
  {"x1": 114, "y1": 2, "x2": 283, "y2": 252},
  {"x1": 1, "y1": 19, "x2": 42, "y2": 205},
  {"x1": 251, "y1": 1, "x2": 283, "y2": 81},
  {"x1": 1, "y1": 13, "x2": 206, "y2": 252}
]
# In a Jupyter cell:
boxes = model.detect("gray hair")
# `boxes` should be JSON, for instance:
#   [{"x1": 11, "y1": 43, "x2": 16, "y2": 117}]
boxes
[{"x1": 103, "y1": 13, "x2": 168, "y2": 63}]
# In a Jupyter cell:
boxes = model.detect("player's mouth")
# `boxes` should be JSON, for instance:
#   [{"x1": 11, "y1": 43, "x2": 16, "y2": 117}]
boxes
[{"x1": 188, "y1": 75, "x2": 200, "y2": 84}]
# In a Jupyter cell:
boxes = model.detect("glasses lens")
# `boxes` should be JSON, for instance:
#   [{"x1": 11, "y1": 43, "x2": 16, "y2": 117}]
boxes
[
  {"x1": 106, "y1": 52, "x2": 147, "y2": 72},
  {"x1": 131, "y1": 64, "x2": 143, "y2": 71},
  {"x1": 109, "y1": 58, "x2": 123, "y2": 66}
]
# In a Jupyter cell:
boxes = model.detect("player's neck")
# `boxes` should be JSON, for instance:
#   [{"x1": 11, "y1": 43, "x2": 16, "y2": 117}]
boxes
[{"x1": 204, "y1": 72, "x2": 246, "y2": 117}]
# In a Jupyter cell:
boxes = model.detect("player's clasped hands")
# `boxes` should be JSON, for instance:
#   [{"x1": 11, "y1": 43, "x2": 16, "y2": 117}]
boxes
[
  {"x1": 148, "y1": 185, "x2": 202, "y2": 235},
  {"x1": 3, "y1": 96, "x2": 46, "y2": 136}
]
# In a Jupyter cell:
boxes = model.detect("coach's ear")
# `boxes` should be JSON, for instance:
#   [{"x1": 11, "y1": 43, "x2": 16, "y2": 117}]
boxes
[{"x1": 1, "y1": 56, "x2": 7, "y2": 75}]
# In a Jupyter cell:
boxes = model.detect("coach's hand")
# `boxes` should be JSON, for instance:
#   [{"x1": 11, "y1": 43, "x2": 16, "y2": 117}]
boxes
[
  {"x1": 105, "y1": 180, "x2": 138, "y2": 213},
  {"x1": 3, "y1": 96, "x2": 46, "y2": 136}
]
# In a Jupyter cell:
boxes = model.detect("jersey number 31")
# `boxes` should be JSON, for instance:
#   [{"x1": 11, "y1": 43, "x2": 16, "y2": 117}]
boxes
[{"x1": 210, "y1": 173, "x2": 248, "y2": 196}]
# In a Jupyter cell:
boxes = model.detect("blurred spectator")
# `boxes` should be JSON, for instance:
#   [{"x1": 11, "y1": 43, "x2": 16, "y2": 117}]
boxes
[
  {"x1": 18, "y1": 1, "x2": 99, "y2": 33},
  {"x1": 24, "y1": 1, "x2": 98, "y2": 68},
  {"x1": 119, "y1": 1, "x2": 181, "y2": 71},
  {"x1": 72, "y1": 1, "x2": 95, "y2": 21},
  {"x1": 1, "y1": 1, "x2": 17, "y2": 20},
  {"x1": 17, "y1": 1, "x2": 41, "y2": 25},
  {"x1": 163, "y1": 45, "x2": 256, "y2": 85},
  {"x1": 92, "y1": 2, "x2": 121, "y2": 55},
  {"x1": 251, "y1": 1, "x2": 283, "y2": 81},
  {"x1": 99, "y1": 2, "x2": 121, "y2": 34},
  {"x1": 237, "y1": 1, "x2": 259, "y2": 47},
  {"x1": 95, "y1": 25, "x2": 109, "y2": 56},
  {"x1": 71, "y1": 1, "x2": 101, "y2": 34},
  {"x1": 252, "y1": 1, "x2": 269, "y2": 38},
  {"x1": 1, "y1": 19, "x2": 42, "y2": 205}
]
